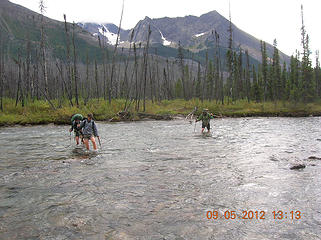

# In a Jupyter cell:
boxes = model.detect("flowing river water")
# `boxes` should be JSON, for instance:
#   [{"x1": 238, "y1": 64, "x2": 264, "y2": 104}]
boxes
[{"x1": 0, "y1": 117, "x2": 321, "y2": 240}]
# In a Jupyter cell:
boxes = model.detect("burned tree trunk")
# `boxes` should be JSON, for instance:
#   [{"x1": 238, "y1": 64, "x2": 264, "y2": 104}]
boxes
[
  {"x1": 39, "y1": 0, "x2": 48, "y2": 97},
  {"x1": 109, "y1": 0, "x2": 125, "y2": 104},
  {"x1": 84, "y1": 52, "x2": 90, "y2": 105},
  {"x1": 72, "y1": 22, "x2": 79, "y2": 107},
  {"x1": 94, "y1": 59, "x2": 99, "y2": 101},
  {"x1": 0, "y1": 38, "x2": 3, "y2": 111},
  {"x1": 63, "y1": 14, "x2": 73, "y2": 106},
  {"x1": 143, "y1": 25, "x2": 152, "y2": 112}
]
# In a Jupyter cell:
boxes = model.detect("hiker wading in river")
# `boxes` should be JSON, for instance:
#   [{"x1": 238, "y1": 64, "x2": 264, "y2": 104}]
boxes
[
  {"x1": 78, "y1": 114, "x2": 99, "y2": 150},
  {"x1": 69, "y1": 113, "x2": 84, "y2": 145},
  {"x1": 196, "y1": 109, "x2": 214, "y2": 133}
]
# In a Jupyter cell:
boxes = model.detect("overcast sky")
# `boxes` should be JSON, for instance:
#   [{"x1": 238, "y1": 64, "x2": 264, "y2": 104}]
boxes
[{"x1": 10, "y1": 0, "x2": 321, "y2": 60}]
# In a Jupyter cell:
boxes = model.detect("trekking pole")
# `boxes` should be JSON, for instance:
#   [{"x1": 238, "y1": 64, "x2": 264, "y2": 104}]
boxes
[{"x1": 97, "y1": 136, "x2": 102, "y2": 148}]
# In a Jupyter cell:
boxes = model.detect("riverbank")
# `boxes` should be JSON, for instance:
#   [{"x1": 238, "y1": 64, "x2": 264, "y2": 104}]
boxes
[{"x1": 0, "y1": 98, "x2": 321, "y2": 126}]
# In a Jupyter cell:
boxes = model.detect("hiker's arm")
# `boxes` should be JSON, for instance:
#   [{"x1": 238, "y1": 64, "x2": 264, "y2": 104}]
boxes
[
  {"x1": 69, "y1": 121, "x2": 74, "y2": 132},
  {"x1": 78, "y1": 120, "x2": 85, "y2": 129},
  {"x1": 93, "y1": 122, "x2": 99, "y2": 137}
]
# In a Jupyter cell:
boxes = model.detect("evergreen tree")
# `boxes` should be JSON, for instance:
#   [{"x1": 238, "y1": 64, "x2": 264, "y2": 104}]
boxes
[
  {"x1": 252, "y1": 65, "x2": 261, "y2": 102},
  {"x1": 315, "y1": 50, "x2": 321, "y2": 97},
  {"x1": 281, "y1": 62, "x2": 288, "y2": 101},
  {"x1": 267, "y1": 63, "x2": 274, "y2": 101},
  {"x1": 226, "y1": 3, "x2": 234, "y2": 104},
  {"x1": 184, "y1": 65, "x2": 190, "y2": 99},
  {"x1": 260, "y1": 41, "x2": 268, "y2": 101},
  {"x1": 175, "y1": 79, "x2": 183, "y2": 98},
  {"x1": 177, "y1": 41, "x2": 186, "y2": 100},
  {"x1": 207, "y1": 60, "x2": 214, "y2": 100},
  {"x1": 245, "y1": 50, "x2": 251, "y2": 102},
  {"x1": 237, "y1": 49, "x2": 243, "y2": 99},
  {"x1": 300, "y1": 5, "x2": 314, "y2": 102},
  {"x1": 195, "y1": 61, "x2": 201, "y2": 98},
  {"x1": 272, "y1": 39, "x2": 281, "y2": 100}
]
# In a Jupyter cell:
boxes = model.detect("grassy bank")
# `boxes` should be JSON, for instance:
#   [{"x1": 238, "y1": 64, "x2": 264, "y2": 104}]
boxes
[{"x1": 0, "y1": 98, "x2": 321, "y2": 126}]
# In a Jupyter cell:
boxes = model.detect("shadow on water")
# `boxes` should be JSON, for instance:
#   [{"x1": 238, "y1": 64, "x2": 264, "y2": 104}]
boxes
[
  {"x1": 70, "y1": 146, "x2": 99, "y2": 160},
  {"x1": 1, "y1": 119, "x2": 321, "y2": 239}
]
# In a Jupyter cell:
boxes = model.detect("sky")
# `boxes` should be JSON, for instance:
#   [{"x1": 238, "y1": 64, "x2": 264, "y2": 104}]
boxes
[{"x1": 9, "y1": 0, "x2": 321, "y2": 61}]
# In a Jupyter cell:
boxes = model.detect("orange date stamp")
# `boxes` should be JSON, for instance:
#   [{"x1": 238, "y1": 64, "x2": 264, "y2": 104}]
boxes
[{"x1": 206, "y1": 210, "x2": 302, "y2": 220}]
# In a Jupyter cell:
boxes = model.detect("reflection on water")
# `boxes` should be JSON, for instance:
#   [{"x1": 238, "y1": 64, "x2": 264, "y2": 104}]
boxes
[{"x1": 0, "y1": 118, "x2": 321, "y2": 239}]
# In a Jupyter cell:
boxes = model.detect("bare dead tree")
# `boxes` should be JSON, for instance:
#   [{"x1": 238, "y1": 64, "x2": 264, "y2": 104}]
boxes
[
  {"x1": 56, "y1": 60, "x2": 72, "y2": 106},
  {"x1": 94, "y1": 59, "x2": 99, "y2": 101},
  {"x1": 84, "y1": 52, "x2": 90, "y2": 105},
  {"x1": 0, "y1": 35, "x2": 3, "y2": 111},
  {"x1": 98, "y1": 35, "x2": 107, "y2": 101},
  {"x1": 109, "y1": 0, "x2": 125, "y2": 104},
  {"x1": 201, "y1": 51, "x2": 208, "y2": 102},
  {"x1": 123, "y1": 30, "x2": 135, "y2": 111},
  {"x1": 63, "y1": 14, "x2": 73, "y2": 106},
  {"x1": 39, "y1": 0, "x2": 48, "y2": 96},
  {"x1": 133, "y1": 43, "x2": 139, "y2": 110},
  {"x1": 72, "y1": 22, "x2": 79, "y2": 107},
  {"x1": 14, "y1": 52, "x2": 23, "y2": 107},
  {"x1": 154, "y1": 49, "x2": 160, "y2": 102},
  {"x1": 26, "y1": 33, "x2": 31, "y2": 99},
  {"x1": 143, "y1": 25, "x2": 152, "y2": 112}
]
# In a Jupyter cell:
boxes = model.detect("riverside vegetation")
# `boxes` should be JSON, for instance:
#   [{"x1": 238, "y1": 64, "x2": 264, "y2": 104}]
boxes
[{"x1": 1, "y1": 98, "x2": 321, "y2": 126}]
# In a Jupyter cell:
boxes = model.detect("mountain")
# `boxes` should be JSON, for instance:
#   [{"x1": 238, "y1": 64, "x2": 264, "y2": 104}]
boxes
[
  {"x1": 78, "y1": 22, "x2": 130, "y2": 45},
  {"x1": 1, "y1": 0, "x2": 289, "y2": 67},
  {"x1": 0, "y1": 0, "x2": 105, "y2": 62},
  {"x1": 79, "y1": 11, "x2": 290, "y2": 65}
]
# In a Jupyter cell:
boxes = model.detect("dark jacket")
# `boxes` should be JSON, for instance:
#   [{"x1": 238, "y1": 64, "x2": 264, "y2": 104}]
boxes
[{"x1": 70, "y1": 120, "x2": 81, "y2": 132}]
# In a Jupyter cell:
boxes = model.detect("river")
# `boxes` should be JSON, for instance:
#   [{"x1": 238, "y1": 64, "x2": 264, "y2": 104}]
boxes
[{"x1": 0, "y1": 118, "x2": 321, "y2": 239}]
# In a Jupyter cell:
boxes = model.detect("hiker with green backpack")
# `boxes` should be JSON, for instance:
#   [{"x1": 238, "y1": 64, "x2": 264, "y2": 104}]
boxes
[
  {"x1": 69, "y1": 113, "x2": 84, "y2": 145},
  {"x1": 195, "y1": 109, "x2": 214, "y2": 133},
  {"x1": 78, "y1": 113, "x2": 100, "y2": 150}
]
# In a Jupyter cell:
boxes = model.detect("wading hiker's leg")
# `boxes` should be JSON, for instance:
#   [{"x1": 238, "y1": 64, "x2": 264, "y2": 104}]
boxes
[
  {"x1": 75, "y1": 136, "x2": 80, "y2": 145},
  {"x1": 201, "y1": 123, "x2": 205, "y2": 133},
  {"x1": 207, "y1": 123, "x2": 211, "y2": 133},
  {"x1": 83, "y1": 138, "x2": 90, "y2": 150},
  {"x1": 80, "y1": 131, "x2": 84, "y2": 144},
  {"x1": 90, "y1": 136, "x2": 97, "y2": 150}
]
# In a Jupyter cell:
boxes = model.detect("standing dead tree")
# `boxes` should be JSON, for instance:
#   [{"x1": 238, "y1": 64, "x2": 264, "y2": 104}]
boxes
[
  {"x1": 143, "y1": 25, "x2": 152, "y2": 112},
  {"x1": 84, "y1": 52, "x2": 90, "y2": 105},
  {"x1": 39, "y1": 0, "x2": 48, "y2": 97},
  {"x1": 14, "y1": 52, "x2": 24, "y2": 107},
  {"x1": 63, "y1": 14, "x2": 73, "y2": 106},
  {"x1": 72, "y1": 22, "x2": 79, "y2": 107},
  {"x1": 98, "y1": 34, "x2": 107, "y2": 101},
  {"x1": 0, "y1": 33, "x2": 4, "y2": 111},
  {"x1": 109, "y1": 0, "x2": 125, "y2": 104},
  {"x1": 123, "y1": 30, "x2": 135, "y2": 111}
]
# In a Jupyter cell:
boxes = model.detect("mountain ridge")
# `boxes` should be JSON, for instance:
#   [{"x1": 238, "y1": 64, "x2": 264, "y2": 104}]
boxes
[{"x1": 79, "y1": 10, "x2": 290, "y2": 64}]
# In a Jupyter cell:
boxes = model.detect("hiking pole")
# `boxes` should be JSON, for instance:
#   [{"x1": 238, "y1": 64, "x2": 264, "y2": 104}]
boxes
[{"x1": 97, "y1": 136, "x2": 102, "y2": 148}]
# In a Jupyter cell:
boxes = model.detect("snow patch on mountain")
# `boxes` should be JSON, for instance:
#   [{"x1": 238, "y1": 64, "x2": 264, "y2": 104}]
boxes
[
  {"x1": 98, "y1": 25, "x2": 118, "y2": 45},
  {"x1": 194, "y1": 32, "x2": 206, "y2": 38},
  {"x1": 159, "y1": 30, "x2": 171, "y2": 46}
]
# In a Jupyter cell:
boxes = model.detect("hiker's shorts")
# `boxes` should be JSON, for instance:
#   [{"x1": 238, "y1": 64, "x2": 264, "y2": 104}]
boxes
[{"x1": 202, "y1": 122, "x2": 210, "y2": 130}]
